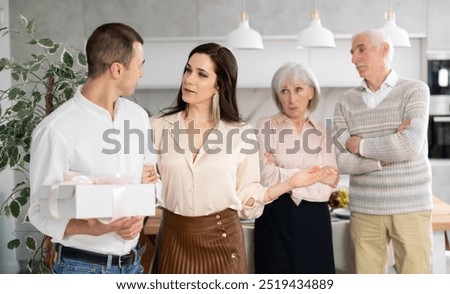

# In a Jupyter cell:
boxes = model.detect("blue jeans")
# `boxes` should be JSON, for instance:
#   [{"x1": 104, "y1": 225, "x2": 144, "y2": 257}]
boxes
[{"x1": 52, "y1": 254, "x2": 144, "y2": 274}]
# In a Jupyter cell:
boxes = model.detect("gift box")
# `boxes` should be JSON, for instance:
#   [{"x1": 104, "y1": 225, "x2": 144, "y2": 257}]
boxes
[{"x1": 38, "y1": 184, "x2": 156, "y2": 220}]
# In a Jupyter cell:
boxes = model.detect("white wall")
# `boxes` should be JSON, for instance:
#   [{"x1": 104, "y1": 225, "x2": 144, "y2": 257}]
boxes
[
  {"x1": 0, "y1": 0, "x2": 20, "y2": 274},
  {"x1": 139, "y1": 37, "x2": 424, "y2": 89}
]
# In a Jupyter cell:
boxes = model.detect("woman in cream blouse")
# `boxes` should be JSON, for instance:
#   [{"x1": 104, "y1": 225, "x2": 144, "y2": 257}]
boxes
[{"x1": 149, "y1": 43, "x2": 337, "y2": 274}]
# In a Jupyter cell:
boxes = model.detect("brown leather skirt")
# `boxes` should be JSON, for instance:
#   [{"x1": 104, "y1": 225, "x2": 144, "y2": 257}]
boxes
[{"x1": 150, "y1": 208, "x2": 247, "y2": 274}]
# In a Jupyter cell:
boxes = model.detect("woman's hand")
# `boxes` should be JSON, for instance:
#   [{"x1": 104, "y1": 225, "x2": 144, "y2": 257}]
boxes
[
  {"x1": 264, "y1": 152, "x2": 277, "y2": 165},
  {"x1": 319, "y1": 166, "x2": 340, "y2": 188},
  {"x1": 141, "y1": 164, "x2": 159, "y2": 184},
  {"x1": 289, "y1": 166, "x2": 337, "y2": 189}
]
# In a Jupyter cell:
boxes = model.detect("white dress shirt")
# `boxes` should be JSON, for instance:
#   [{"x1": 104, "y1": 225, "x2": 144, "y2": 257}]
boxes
[
  {"x1": 360, "y1": 70, "x2": 398, "y2": 108},
  {"x1": 150, "y1": 112, "x2": 267, "y2": 219},
  {"x1": 28, "y1": 85, "x2": 156, "y2": 255}
]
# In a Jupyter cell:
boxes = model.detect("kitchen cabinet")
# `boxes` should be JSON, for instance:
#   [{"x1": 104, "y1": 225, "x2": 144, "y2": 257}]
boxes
[{"x1": 140, "y1": 36, "x2": 425, "y2": 89}]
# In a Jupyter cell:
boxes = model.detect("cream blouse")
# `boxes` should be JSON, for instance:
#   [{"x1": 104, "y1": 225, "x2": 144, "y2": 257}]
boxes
[
  {"x1": 150, "y1": 112, "x2": 267, "y2": 219},
  {"x1": 256, "y1": 113, "x2": 337, "y2": 206}
]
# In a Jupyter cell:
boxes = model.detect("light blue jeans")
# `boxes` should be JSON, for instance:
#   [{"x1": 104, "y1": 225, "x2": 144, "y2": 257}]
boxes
[{"x1": 52, "y1": 254, "x2": 143, "y2": 274}]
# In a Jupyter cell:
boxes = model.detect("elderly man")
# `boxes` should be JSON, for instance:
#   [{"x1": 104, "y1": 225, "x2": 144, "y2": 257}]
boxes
[{"x1": 333, "y1": 29, "x2": 432, "y2": 274}]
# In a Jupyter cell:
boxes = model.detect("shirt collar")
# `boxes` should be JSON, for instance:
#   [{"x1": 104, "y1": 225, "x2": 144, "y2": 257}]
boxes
[
  {"x1": 360, "y1": 70, "x2": 399, "y2": 93},
  {"x1": 272, "y1": 112, "x2": 319, "y2": 130},
  {"x1": 73, "y1": 85, "x2": 121, "y2": 119},
  {"x1": 162, "y1": 111, "x2": 227, "y2": 131}
]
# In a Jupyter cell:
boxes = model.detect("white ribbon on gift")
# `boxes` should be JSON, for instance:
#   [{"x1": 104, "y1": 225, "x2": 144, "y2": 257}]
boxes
[
  {"x1": 48, "y1": 185, "x2": 63, "y2": 220},
  {"x1": 48, "y1": 171, "x2": 134, "y2": 222}
]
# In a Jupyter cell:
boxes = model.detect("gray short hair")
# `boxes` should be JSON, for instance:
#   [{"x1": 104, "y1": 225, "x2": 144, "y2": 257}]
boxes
[
  {"x1": 352, "y1": 29, "x2": 394, "y2": 64},
  {"x1": 271, "y1": 62, "x2": 320, "y2": 115}
]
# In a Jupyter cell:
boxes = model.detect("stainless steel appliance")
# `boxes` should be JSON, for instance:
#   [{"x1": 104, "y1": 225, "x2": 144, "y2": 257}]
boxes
[
  {"x1": 427, "y1": 52, "x2": 450, "y2": 159},
  {"x1": 428, "y1": 96, "x2": 450, "y2": 159},
  {"x1": 428, "y1": 60, "x2": 450, "y2": 95}
]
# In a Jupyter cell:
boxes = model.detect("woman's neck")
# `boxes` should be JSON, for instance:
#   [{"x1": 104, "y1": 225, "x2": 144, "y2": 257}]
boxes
[
  {"x1": 289, "y1": 116, "x2": 308, "y2": 134},
  {"x1": 183, "y1": 104, "x2": 214, "y2": 128}
]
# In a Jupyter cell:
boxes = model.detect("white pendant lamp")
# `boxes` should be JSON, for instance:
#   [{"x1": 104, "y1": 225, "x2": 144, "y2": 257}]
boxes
[
  {"x1": 380, "y1": 0, "x2": 411, "y2": 47},
  {"x1": 297, "y1": 0, "x2": 335, "y2": 48},
  {"x1": 226, "y1": 0, "x2": 264, "y2": 50}
]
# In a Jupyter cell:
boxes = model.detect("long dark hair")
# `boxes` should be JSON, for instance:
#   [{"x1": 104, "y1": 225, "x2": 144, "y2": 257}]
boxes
[{"x1": 161, "y1": 43, "x2": 242, "y2": 123}]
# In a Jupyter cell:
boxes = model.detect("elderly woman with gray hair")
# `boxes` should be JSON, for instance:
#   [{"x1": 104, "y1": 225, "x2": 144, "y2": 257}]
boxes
[{"x1": 254, "y1": 62, "x2": 339, "y2": 274}]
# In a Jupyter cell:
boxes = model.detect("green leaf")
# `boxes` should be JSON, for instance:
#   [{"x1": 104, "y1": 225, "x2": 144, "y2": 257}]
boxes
[
  {"x1": 20, "y1": 187, "x2": 30, "y2": 199},
  {"x1": 19, "y1": 15, "x2": 28, "y2": 30},
  {"x1": 15, "y1": 196, "x2": 28, "y2": 207},
  {"x1": 25, "y1": 236, "x2": 37, "y2": 251},
  {"x1": 12, "y1": 100, "x2": 28, "y2": 112},
  {"x1": 3, "y1": 205, "x2": 11, "y2": 217},
  {"x1": 25, "y1": 120, "x2": 36, "y2": 134},
  {"x1": 29, "y1": 61, "x2": 42, "y2": 72},
  {"x1": 17, "y1": 108, "x2": 30, "y2": 119},
  {"x1": 7, "y1": 239, "x2": 20, "y2": 250},
  {"x1": 77, "y1": 52, "x2": 87, "y2": 67},
  {"x1": 11, "y1": 72, "x2": 20, "y2": 81},
  {"x1": 34, "y1": 54, "x2": 46, "y2": 62},
  {"x1": 0, "y1": 57, "x2": 11, "y2": 69},
  {"x1": 63, "y1": 86, "x2": 75, "y2": 100},
  {"x1": 8, "y1": 88, "x2": 25, "y2": 100},
  {"x1": 27, "y1": 19, "x2": 36, "y2": 34},
  {"x1": 0, "y1": 154, "x2": 7, "y2": 170},
  {"x1": 8, "y1": 146, "x2": 19, "y2": 167},
  {"x1": 8, "y1": 199, "x2": 21, "y2": 218},
  {"x1": 21, "y1": 72, "x2": 28, "y2": 83},
  {"x1": 40, "y1": 266, "x2": 52, "y2": 274},
  {"x1": 38, "y1": 38, "x2": 53, "y2": 48},
  {"x1": 61, "y1": 49, "x2": 74, "y2": 68},
  {"x1": 61, "y1": 67, "x2": 75, "y2": 79},
  {"x1": 48, "y1": 43, "x2": 60, "y2": 55},
  {"x1": 12, "y1": 181, "x2": 27, "y2": 190},
  {"x1": 23, "y1": 153, "x2": 31, "y2": 163},
  {"x1": 31, "y1": 91, "x2": 41, "y2": 102},
  {"x1": 43, "y1": 68, "x2": 56, "y2": 80}
]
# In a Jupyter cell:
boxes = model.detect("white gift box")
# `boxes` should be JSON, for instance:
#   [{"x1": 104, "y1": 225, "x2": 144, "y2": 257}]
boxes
[{"x1": 38, "y1": 184, "x2": 156, "y2": 220}]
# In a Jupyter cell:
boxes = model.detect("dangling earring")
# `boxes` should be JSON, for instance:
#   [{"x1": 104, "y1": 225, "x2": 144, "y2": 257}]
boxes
[
  {"x1": 212, "y1": 93, "x2": 220, "y2": 124},
  {"x1": 185, "y1": 103, "x2": 189, "y2": 115}
]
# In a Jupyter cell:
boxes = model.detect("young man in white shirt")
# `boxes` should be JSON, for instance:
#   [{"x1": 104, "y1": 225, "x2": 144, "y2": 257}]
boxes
[{"x1": 28, "y1": 23, "x2": 158, "y2": 274}]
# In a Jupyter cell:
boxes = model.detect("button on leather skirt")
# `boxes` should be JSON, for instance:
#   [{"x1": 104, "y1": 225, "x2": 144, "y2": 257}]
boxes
[{"x1": 150, "y1": 208, "x2": 247, "y2": 274}]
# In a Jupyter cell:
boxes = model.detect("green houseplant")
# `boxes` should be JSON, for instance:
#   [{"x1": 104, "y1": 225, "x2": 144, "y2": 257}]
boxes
[{"x1": 0, "y1": 15, "x2": 87, "y2": 273}]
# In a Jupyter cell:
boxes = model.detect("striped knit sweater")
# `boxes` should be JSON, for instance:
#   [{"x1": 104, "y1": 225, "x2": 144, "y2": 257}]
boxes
[{"x1": 333, "y1": 78, "x2": 432, "y2": 215}]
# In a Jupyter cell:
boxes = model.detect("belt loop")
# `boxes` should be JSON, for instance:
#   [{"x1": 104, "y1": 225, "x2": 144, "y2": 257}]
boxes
[
  {"x1": 131, "y1": 248, "x2": 138, "y2": 265},
  {"x1": 106, "y1": 254, "x2": 113, "y2": 271},
  {"x1": 56, "y1": 243, "x2": 62, "y2": 262}
]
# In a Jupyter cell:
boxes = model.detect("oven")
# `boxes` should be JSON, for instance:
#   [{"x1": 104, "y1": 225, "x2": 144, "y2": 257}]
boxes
[
  {"x1": 427, "y1": 53, "x2": 450, "y2": 159},
  {"x1": 428, "y1": 96, "x2": 450, "y2": 159},
  {"x1": 428, "y1": 114, "x2": 450, "y2": 159}
]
